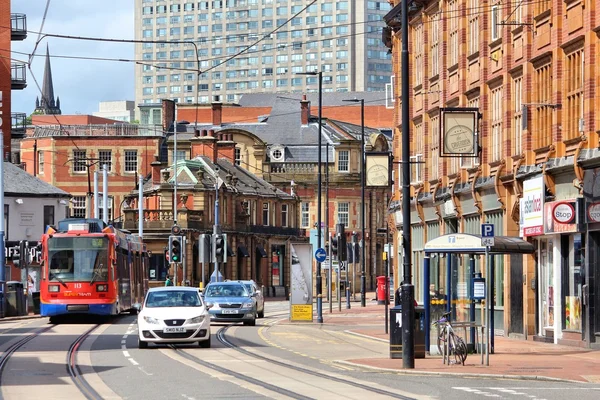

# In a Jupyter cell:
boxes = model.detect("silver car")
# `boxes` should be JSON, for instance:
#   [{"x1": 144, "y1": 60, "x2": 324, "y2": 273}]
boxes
[
  {"x1": 203, "y1": 281, "x2": 258, "y2": 326},
  {"x1": 240, "y1": 280, "x2": 265, "y2": 318}
]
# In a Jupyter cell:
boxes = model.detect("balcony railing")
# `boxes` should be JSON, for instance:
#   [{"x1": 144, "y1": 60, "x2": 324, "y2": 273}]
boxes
[
  {"x1": 265, "y1": 161, "x2": 358, "y2": 184},
  {"x1": 33, "y1": 124, "x2": 164, "y2": 137},
  {"x1": 11, "y1": 14, "x2": 27, "y2": 41},
  {"x1": 11, "y1": 113, "x2": 27, "y2": 136},
  {"x1": 123, "y1": 209, "x2": 205, "y2": 231},
  {"x1": 11, "y1": 63, "x2": 27, "y2": 90}
]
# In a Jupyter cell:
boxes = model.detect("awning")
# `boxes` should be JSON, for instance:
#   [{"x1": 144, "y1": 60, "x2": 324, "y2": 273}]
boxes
[
  {"x1": 238, "y1": 244, "x2": 250, "y2": 258},
  {"x1": 256, "y1": 245, "x2": 268, "y2": 258},
  {"x1": 424, "y1": 233, "x2": 534, "y2": 255}
]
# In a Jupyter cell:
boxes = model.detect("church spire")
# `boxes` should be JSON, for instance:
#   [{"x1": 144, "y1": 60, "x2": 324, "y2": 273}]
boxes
[{"x1": 34, "y1": 44, "x2": 61, "y2": 115}]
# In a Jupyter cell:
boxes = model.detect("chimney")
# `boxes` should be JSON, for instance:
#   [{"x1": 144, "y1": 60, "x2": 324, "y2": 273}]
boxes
[
  {"x1": 161, "y1": 99, "x2": 176, "y2": 133},
  {"x1": 151, "y1": 157, "x2": 163, "y2": 184},
  {"x1": 217, "y1": 131, "x2": 236, "y2": 164},
  {"x1": 211, "y1": 102, "x2": 223, "y2": 126},
  {"x1": 300, "y1": 94, "x2": 310, "y2": 125}
]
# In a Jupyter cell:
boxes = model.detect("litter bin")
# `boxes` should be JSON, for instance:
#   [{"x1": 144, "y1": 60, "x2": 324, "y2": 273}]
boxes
[
  {"x1": 376, "y1": 276, "x2": 389, "y2": 305},
  {"x1": 32, "y1": 292, "x2": 40, "y2": 314},
  {"x1": 6, "y1": 281, "x2": 23, "y2": 317},
  {"x1": 389, "y1": 305, "x2": 426, "y2": 359}
]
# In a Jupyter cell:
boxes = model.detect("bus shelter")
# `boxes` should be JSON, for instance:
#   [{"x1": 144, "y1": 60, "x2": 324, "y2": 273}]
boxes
[{"x1": 422, "y1": 233, "x2": 534, "y2": 354}]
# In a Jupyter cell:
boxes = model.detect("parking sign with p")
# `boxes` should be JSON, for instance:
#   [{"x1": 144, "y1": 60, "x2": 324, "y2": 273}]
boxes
[{"x1": 481, "y1": 223, "x2": 494, "y2": 247}]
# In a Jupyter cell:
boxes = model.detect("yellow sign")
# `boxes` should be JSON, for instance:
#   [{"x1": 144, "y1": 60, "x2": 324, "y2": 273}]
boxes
[{"x1": 291, "y1": 304, "x2": 313, "y2": 321}]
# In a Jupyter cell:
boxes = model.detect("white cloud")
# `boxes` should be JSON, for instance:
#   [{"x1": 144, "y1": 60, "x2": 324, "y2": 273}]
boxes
[{"x1": 11, "y1": 0, "x2": 134, "y2": 116}]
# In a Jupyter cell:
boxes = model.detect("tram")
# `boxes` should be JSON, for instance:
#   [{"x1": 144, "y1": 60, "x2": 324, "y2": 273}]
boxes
[{"x1": 39, "y1": 218, "x2": 149, "y2": 320}]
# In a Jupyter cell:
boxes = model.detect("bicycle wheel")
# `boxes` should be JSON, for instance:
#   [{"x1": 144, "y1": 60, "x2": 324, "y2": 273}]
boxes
[
  {"x1": 454, "y1": 336, "x2": 468, "y2": 365},
  {"x1": 436, "y1": 324, "x2": 447, "y2": 355}
]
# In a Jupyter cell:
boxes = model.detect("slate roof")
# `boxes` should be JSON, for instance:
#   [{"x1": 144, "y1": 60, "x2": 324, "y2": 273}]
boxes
[
  {"x1": 238, "y1": 92, "x2": 389, "y2": 107},
  {"x1": 3, "y1": 162, "x2": 70, "y2": 197}
]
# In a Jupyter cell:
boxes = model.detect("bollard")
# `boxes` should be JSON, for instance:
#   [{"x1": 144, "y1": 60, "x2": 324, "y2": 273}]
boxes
[{"x1": 346, "y1": 283, "x2": 351, "y2": 309}]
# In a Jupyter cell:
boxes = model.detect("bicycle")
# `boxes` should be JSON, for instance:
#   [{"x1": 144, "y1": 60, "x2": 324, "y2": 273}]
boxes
[{"x1": 433, "y1": 311, "x2": 468, "y2": 365}]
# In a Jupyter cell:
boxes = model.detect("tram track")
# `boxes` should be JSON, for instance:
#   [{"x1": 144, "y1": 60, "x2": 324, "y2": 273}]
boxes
[
  {"x1": 215, "y1": 325, "x2": 417, "y2": 400},
  {"x1": 0, "y1": 322, "x2": 104, "y2": 400}
]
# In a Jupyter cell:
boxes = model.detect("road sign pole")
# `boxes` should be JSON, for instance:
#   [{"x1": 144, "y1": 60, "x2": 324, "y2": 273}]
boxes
[
  {"x1": 485, "y1": 244, "x2": 490, "y2": 367},
  {"x1": 328, "y1": 233, "x2": 333, "y2": 313}
]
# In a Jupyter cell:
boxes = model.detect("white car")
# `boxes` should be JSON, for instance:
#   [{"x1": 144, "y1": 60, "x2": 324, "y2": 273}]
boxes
[{"x1": 137, "y1": 286, "x2": 211, "y2": 348}]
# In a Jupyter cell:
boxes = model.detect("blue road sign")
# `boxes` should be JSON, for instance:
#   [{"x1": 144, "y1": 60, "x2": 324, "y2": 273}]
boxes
[
  {"x1": 481, "y1": 223, "x2": 494, "y2": 237},
  {"x1": 315, "y1": 248, "x2": 327, "y2": 263}
]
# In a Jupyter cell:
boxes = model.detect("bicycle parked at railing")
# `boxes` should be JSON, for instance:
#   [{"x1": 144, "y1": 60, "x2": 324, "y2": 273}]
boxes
[{"x1": 433, "y1": 311, "x2": 468, "y2": 365}]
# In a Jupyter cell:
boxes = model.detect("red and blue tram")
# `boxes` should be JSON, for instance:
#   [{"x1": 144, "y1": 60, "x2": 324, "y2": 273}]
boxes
[{"x1": 40, "y1": 219, "x2": 149, "y2": 319}]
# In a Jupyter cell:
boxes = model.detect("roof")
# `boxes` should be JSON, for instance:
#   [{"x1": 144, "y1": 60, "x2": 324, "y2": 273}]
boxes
[
  {"x1": 237, "y1": 92, "x2": 389, "y2": 107},
  {"x1": 148, "y1": 286, "x2": 199, "y2": 292},
  {"x1": 424, "y1": 233, "x2": 535, "y2": 255},
  {"x1": 3, "y1": 162, "x2": 70, "y2": 197}
]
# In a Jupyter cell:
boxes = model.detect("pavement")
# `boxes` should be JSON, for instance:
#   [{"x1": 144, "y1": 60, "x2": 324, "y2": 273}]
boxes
[{"x1": 316, "y1": 294, "x2": 600, "y2": 383}]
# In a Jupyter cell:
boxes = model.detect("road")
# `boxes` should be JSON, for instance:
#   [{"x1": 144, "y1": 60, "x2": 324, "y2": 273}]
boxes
[{"x1": 0, "y1": 302, "x2": 598, "y2": 400}]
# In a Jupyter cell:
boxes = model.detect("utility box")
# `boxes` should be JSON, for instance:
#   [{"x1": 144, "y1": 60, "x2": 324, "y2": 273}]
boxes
[
  {"x1": 389, "y1": 305, "x2": 426, "y2": 359},
  {"x1": 6, "y1": 281, "x2": 25, "y2": 317}
]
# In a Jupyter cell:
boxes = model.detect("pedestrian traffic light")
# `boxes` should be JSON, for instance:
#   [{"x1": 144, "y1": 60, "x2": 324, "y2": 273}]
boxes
[
  {"x1": 13, "y1": 240, "x2": 28, "y2": 269},
  {"x1": 212, "y1": 233, "x2": 227, "y2": 263},
  {"x1": 169, "y1": 235, "x2": 183, "y2": 263},
  {"x1": 336, "y1": 223, "x2": 347, "y2": 262},
  {"x1": 164, "y1": 247, "x2": 169, "y2": 263}
]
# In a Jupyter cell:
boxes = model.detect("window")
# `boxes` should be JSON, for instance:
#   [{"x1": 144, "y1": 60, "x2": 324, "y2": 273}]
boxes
[
  {"x1": 513, "y1": 76, "x2": 523, "y2": 155},
  {"x1": 262, "y1": 203, "x2": 270, "y2": 226},
  {"x1": 448, "y1": 0, "x2": 458, "y2": 66},
  {"x1": 99, "y1": 150, "x2": 112, "y2": 171},
  {"x1": 468, "y1": 0, "x2": 479, "y2": 55},
  {"x1": 535, "y1": 63, "x2": 553, "y2": 148},
  {"x1": 462, "y1": 97, "x2": 480, "y2": 168},
  {"x1": 173, "y1": 150, "x2": 186, "y2": 163},
  {"x1": 413, "y1": 24, "x2": 423, "y2": 86},
  {"x1": 281, "y1": 204, "x2": 288, "y2": 227},
  {"x1": 71, "y1": 196, "x2": 86, "y2": 218},
  {"x1": 234, "y1": 148, "x2": 241, "y2": 166},
  {"x1": 43, "y1": 205, "x2": 55, "y2": 230},
  {"x1": 337, "y1": 202, "x2": 349, "y2": 228},
  {"x1": 301, "y1": 202, "x2": 309, "y2": 227},
  {"x1": 38, "y1": 151, "x2": 44, "y2": 174},
  {"x1": 413, "y1": 122, "x2": 425, "y2": 182},
  {"x1": 427, "y1": 119, "x2": 436, "y2": 180},
  {"x1": 99, "y1": 196, "x2": 114, "y2": 223},
  {"x1": 73, "y1": 150, "x2": 86, "y2": 173},
  {"x1": 491, "y1": 84, "x2": 503, "y2": 161},
  {"x1": 566, "y1": 48, "x2": 584, "y2": 140},
  {"x1": 430, "y1": 12, "x2": 440, "y2": 76},
  {"x1": 125, "y1": 150, "x2": 138, "y2": 173},
  {"x1": 337, "y1": 150, "x2": 349, "y2": 172},
  {"x1": 491, "y1": 5, "x2": 501, "y2": 41}
]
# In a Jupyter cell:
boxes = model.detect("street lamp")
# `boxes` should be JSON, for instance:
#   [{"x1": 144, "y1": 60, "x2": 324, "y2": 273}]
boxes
[
  {"x1": 342, "y1": 98, "x2": 366, "y2": 307},
  {"x1": 297, "y1": 70, "x2": 323, "y2": 323}
]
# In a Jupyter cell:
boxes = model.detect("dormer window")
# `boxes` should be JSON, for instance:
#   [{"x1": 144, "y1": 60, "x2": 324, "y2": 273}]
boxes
[{"x1": 269, "y1": 145, "x2": 285, "y2": 162}]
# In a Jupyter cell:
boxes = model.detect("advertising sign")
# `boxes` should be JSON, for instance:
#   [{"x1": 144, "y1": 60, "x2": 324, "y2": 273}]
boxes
[
  {"x1": 544, "y1": 200, "x2": 579, "y2": 234},
  {"x1": 365, "y1": 153, "x2": 391, "y2": 187},
  {"x1": 290, "y1": 243, "x2": 313, "y2": 322},
  {"x1": 440, "y1": 108, "x2": 479, "y2": 156},
  {"x1": 520, "y1": 176, "x2": 544, "y2": 237}
]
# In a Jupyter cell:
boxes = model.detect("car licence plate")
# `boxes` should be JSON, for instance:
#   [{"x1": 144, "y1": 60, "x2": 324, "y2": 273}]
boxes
[
  {"x1": 163, "y1": 327, "x2": 186, "y2": 333},
  {"x1": 221, "y1": 309, "x2": 238, "y2": 314}
]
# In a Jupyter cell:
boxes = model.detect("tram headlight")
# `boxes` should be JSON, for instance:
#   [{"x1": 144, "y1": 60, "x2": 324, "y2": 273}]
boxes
[
  {"x1": 96, "y1": 284, "x2": 108, "y2": 292},
  {"x1": 48, "y1": 285, "x2": 60, "y2": 292}
]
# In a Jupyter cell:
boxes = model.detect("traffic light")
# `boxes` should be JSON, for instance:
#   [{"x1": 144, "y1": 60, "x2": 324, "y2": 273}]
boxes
[
  {"x1": 13, "y1": 240, "x2": 28, "y2": 269},
  {"x1": 212, "y1": 233, "x2": 227, "y2": 263},
  {"x1": 169, "y1": 235, "x2": 183, "y2": 263},
  {"x1": 331, "y1": 237, "x2": 338, "y2": 258},
  {"x1": 336, "y1": 223, "x2": 347, "y2": 262},
  {"x1": 164, "y1": 247, "x2": 169, "y2": 263}
]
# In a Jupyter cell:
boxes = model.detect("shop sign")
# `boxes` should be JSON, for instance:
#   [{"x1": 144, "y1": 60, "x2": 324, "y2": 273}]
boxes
[
  {"x1": 544, "y1": 200, "x2": 579, "y2": 234},
  {"x1": 588, "y1": 202, "x2": 600, "y2": 223},
  {"x1": 520, "y1": 176, "x2": 544, "y2": 237}
]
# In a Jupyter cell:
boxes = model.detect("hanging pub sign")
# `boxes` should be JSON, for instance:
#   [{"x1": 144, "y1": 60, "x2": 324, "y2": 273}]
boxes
[
  {"x1": 440, "y1": 107, "x2": 480, "y2": 157},
  {"x1": 365, "y1": 152, "x2": 391, "y2": 187}
]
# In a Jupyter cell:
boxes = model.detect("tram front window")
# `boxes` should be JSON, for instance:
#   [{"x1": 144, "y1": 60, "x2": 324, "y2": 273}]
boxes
[{"x1": 48, "y1": 237, "x2": 109, "y2": 282}]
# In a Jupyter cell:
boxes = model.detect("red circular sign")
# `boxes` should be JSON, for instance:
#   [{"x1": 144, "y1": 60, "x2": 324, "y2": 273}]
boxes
[
  {"x1": 588, "y1": 202, "x2": 600, "y2": 223},
  {"x1": 552, "y1": 202, "x2": 575, "y2": 224}
]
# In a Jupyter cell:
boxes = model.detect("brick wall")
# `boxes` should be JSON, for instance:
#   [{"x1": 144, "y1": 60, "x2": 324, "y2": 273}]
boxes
[{"x1": 0, "y1": 0, "x2": 12, "y2": 157}]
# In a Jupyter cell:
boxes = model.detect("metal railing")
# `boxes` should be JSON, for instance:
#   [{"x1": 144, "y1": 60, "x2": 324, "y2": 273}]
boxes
[
  {"x1": 33, "y1": 124, "x2": 164, "y2": 137},
  {"x1": 10, "y1": 14, "x2": 27, "y2": 40},
  {"x1": 11, "y1": 63, "x2": 27, "y2": 89},
  {"x1": 11, "y1": 113, "x2": 27, "y2": 133}
]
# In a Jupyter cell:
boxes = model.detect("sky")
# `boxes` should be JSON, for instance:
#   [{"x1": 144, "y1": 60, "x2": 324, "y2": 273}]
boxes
[{"x1": 11, "y1": 0, "x2": 135, "y2": 116}]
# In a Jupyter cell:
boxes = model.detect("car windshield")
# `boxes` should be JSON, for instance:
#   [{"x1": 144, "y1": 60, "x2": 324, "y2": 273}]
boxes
[
  {"x1": 205, "y1": 284, "x2": 248, "y2": 297},
  {"x1": 145, "y1": 290, "x2": 202, "y2": 308},
  {"x1": 243, "y1": 284, "x2": 253, "y2": 294}
]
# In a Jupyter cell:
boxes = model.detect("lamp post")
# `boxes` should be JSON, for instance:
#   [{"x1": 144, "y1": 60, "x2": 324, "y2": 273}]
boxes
[
  {"x1": 400, "y1": 0, "x2": 415, "y2": 369},
  {"x1": 298, "y1": 70, "x2": 323, "y2": 323},
  {"x1": 343, "y1": 98, "x2": 366, "y2": 307}
]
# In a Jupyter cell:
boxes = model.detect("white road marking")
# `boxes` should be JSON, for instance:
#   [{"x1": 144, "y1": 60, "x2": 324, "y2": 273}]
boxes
[
  {"x1": 138, "y1": 366, "x2": 153, "y2": 376},
  {"x1": 123, "y1": 350, "x2": 130, "y2": 357},
  {"x1": 128, "y1": 358, "x2": 139, "y2": 366}
]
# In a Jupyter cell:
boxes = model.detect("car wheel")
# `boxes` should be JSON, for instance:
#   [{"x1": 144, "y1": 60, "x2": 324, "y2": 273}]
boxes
[
  {"x1": 244, "y1": 316, "x2": 257, "y2": 326},
  {"x1": 130, "y1": 308, "x2": 138, "y2": 315},
  {"x1": 138, "y1": 337, "x2": 148, "y2": 349},
  {"x1": 199, "y1": 335, "x2": 211, "y2": 348},
  {"x1": 258, "y1": 309, "x2": 264, "y2": 318}
]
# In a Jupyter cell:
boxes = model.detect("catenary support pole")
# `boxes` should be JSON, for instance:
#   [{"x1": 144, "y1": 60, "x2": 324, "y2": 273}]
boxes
[
  {"x1": 138, "y1": 175, "x2": 144, "y2": 238},
  {"x1": 94, "y1": 171, "x2": 99, "y2": 219},
  {"x1": 102, "y1": 164, "x2": 108, "y2": 224}
]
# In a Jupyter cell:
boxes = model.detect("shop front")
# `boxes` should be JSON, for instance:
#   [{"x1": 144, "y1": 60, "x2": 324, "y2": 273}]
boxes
[{"x1": 583, "y1": 166, "x2": 600, "y2": 348}]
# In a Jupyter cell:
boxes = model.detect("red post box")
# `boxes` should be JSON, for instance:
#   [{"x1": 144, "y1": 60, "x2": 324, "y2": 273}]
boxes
[{"x1": 376, "y1": 276, "x2": 389, "y2": 305}]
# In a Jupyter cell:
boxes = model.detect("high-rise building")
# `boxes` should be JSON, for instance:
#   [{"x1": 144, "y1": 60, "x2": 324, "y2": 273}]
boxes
[{"x1": 133, "y1": 0, "x2": 393, "y2": 112}]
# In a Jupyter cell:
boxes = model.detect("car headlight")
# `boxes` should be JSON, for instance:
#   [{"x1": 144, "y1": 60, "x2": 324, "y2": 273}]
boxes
[
  {"x1": 188, "y1": 315, "x2": 205, "y2": 324},
  {"x1": 241, "y1": 302, "x2": 254, "y2": 309},
  {"x1": 206, "y1": 302, "x2": 214, "y2": 308},
  {"x1": 143, "y1": 316, "x2": 160, "y2": 324}
]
